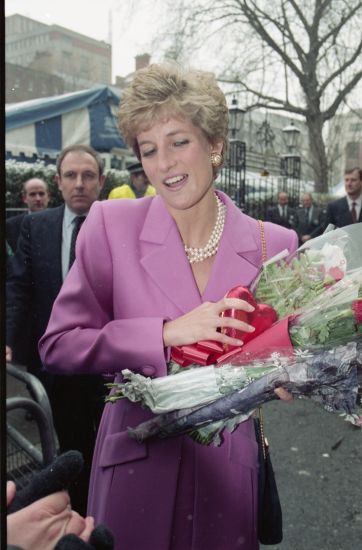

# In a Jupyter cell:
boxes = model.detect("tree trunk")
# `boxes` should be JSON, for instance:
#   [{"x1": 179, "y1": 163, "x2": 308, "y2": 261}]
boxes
[{"x1": 306, "y1": 113, "x2": 329, "y2": 193}]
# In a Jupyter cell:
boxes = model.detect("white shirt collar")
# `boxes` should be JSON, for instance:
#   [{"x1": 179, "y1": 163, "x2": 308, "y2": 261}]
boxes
[
  {"x1": 62, "y1": 205, "x2": 88, "y2": 281},
  {"x1": 346, "y1": 192, "x2": 362, "y2": 207},
  {"x1": 64, "y1": 204, "x2": 87, "y2": 228}
]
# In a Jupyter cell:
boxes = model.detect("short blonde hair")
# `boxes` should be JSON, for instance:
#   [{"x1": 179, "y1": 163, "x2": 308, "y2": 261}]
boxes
[{"x1": 118, "y1": 63, "x2": 229, "y2": 164}]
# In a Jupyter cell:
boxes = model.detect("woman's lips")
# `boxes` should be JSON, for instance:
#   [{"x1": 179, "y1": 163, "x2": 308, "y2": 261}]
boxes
[{"x1": 163, "y1": 174, "x2": 187, "y2": 188}]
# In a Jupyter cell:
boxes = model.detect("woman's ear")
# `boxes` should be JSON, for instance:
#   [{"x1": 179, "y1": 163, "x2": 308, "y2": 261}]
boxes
[{"x1": 211, "y1": 141, "x2": 224, "y2": 155}]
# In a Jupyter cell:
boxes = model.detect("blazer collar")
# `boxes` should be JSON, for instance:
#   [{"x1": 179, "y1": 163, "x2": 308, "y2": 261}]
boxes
[{"x1": 139, "y1": 193, "x2": 260, "y2": 313}]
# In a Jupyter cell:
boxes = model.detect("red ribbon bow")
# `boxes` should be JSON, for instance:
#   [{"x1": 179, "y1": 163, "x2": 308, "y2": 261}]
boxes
[{"x1": 171, "y1": 286, "x2": 278, "y2": 367}]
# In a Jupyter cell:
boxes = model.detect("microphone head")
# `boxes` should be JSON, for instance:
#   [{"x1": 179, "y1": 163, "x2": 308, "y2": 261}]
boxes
[{"x1": 8, "y1": 450, "x2": 84, "y2": 513}]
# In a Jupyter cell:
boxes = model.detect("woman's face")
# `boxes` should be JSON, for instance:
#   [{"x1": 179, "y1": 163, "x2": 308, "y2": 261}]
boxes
[{"x1": 137, "y1": 117, "x2": 223, "y2": 213}]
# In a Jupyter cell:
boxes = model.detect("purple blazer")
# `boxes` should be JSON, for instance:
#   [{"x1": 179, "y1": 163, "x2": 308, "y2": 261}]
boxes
[{"x1": 39, "y1": 192, "x2": 298, "y2": 550}]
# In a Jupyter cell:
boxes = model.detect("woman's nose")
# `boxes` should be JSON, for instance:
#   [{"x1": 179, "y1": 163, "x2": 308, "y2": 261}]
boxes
[{"x1": 157, "y1": 149, "x2": 176, "y2": 173}]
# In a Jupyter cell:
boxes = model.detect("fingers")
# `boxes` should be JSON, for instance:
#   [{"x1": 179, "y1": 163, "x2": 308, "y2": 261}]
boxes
[
  {"x1": 219, "y1": 314, "x2": 255, "y2": 333},
  {"x1": 216, "y1": 299, "x2": 256, "y2": 344},
  {"x1": 164, "y1": 297, "x2": 258, "y2": 347},
  {"x1": 217, "y1": 297, "x2": 255, "y2": 314},
  {"x1": 6, "y1": 345, "x2": 12, "y2": 363},
  {"x1": 64, "y1": 511, "x2": 87, "y2": 537},
  {"x1": 34, "y1": 491, "x2": 71, "y2": 516},
  {"x1": 274, "y1": 387, "x2": 293, "y2": 401},
  {"x1": 204, "y1": 299, "x2": 256, "y2": 334},
  {"x1": 78, "y1": 516, "x2": 95, "y2": 542},
  {"x1": 7, "y1": 492, "x2": 73, "y2": 550},
  {"x1": 7, "y1": 481, "x2": 16, "y2": 506}
]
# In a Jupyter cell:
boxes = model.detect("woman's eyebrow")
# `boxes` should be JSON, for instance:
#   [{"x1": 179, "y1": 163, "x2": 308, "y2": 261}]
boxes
[{"x1": 138, "y1": 129, "x2": 188, "y2": 146}]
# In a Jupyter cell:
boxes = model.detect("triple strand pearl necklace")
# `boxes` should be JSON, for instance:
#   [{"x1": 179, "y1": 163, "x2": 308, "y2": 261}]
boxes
[{"x1": 184, "y1": 195, "x2": 226, "y2": 264}]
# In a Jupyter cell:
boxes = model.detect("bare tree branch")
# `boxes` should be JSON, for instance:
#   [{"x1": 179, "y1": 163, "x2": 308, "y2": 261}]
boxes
[
  {"x1": 319, "y1": 36, "x2": 362, "y2": 98},
  {"x1": 218, "y1": 77, "x2": 306, "y2": 114},
  {"x1": 232, "y1": 0, "x2": 304, "y2": 79},
  {"x1": 155, "y1": 0, "x2": 362, "y2": 192},
  {"x1": 318, "y1": 1, "x2": 362, "y2": 48},
  {"x1": 324, "y1": 69, "x2": 362, "y2": 120}
]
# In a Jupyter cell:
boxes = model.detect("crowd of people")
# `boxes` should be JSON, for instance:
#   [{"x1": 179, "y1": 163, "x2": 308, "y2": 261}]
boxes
[
  {"x1": 266, "y1": 166, "x2": 362, "y2": 244},
  {"x1": 5, "y1": 61, "x2": 362, "y2": 550}
]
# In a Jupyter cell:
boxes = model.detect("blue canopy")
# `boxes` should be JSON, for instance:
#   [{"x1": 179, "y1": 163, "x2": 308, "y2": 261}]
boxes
[{"x1": 6, "y1": 85, "x2": 127, "y2": 157}]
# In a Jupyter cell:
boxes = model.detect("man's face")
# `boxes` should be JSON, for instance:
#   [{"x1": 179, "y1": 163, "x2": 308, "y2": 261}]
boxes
[
  {"x1": 278, "y1": 193, "x2": 288, "y2": 206},
  {"x1": 344, "y1": 170, "x2": 362, "y2": 200},
  {"x1": 131, "y1": 172, "x2": 148, "y2": 192},
  {"x1": 302, "y1": 194, "x2": 312, "y2": 208},
  {"x1": 22, "y1": 179, "x2": 50, "y2": 212},
  {"x1": 56, "y1": 151, "x2": 105, "y2": 214}
]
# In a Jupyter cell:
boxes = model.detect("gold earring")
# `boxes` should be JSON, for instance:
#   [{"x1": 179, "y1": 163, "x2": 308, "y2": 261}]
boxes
[{"x1": 211, "y1": 152, "x2": 223, "y2": 167}]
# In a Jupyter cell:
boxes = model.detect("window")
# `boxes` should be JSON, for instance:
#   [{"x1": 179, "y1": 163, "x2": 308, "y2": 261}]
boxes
[
  {"x1": 345, "y1": 142, "x2": 359, "y2": 158},
  {"x1": 80, "y1": 55, "x2": 90, "y2": 77},
  {"x1": 101, "y1": 62, "x2": 109, "y2": 83},
  {"x1": 350, "y1": 122, "x2": 362, "y2": 132},
  {"x1": 62, "y1": 50, "x2": 72, "y2": 71}
]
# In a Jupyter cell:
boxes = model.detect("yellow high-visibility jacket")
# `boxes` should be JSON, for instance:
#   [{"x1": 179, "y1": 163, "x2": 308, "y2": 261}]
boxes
[{"x1": 108, "y1": 184, "x2": 156, "y2": 199}]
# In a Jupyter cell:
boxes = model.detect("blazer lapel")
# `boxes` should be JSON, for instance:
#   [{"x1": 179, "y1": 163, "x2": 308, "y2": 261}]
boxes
[
  {"x1": 203, "y1": 194, "x2": 260, "y2": 302},
  {"x1": 139, "y1": 196, "x2": 202, "y2": 313},
  {"x1": 139, "y1": 194, "x2": 261, "y2": 310}
]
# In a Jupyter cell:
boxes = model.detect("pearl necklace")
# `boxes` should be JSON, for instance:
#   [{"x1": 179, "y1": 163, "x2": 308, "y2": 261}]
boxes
[{"x1": 184, "y1": 195, "x2": 226, "y2": 264}]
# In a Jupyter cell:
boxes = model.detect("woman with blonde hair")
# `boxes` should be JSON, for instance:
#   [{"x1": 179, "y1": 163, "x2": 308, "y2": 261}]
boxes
[{"x1": 40, "y1": 63, "x2": 297, "y2": 550}]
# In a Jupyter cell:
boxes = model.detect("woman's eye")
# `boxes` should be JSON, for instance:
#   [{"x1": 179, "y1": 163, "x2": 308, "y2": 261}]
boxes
[
  {"x1": 174, "y1": 139, "x2": 189, "y2": 147},
  {"x1": 141, "y1": 149, "x2": 155, "y2": 158}
]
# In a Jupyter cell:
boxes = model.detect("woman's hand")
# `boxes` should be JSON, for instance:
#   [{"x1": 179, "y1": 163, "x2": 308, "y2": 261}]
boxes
[
  {"x1": 163, "y1": 297, "x2": 255, "y2": 348},
  {"x1": 6, "y1": 345, "x2": 12, "y2": 363},
  {"x1": 274, "y1": 387, "x2": 293, "y2": 401},
  {"x1": 7, "y1": 482, "x2": 94, "y2": 550}
]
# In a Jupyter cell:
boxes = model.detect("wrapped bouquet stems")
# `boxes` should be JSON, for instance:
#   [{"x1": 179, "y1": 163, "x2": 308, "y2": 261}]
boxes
[
  {"x1": 128, "y1": 344, "x2": 360, "y2": 444},
  {"x1": 106, "y1": 224, "x2": 362, "y2": 445}
]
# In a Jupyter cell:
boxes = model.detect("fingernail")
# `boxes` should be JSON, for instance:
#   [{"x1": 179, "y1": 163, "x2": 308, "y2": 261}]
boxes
[{"x1": 248, "y1": 325, "x2": 255, "y2": 332}]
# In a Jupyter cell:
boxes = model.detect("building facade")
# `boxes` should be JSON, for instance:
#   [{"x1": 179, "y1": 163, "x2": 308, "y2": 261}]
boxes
[
  {"x1": 6, "y1": 63, "x2": 65, "y2": 103},
  {"x1": 6, "y1": 14, "x2": 112, "y2": 95},
  {"x1": 234, "y1": 110, "x2": 312, "y2": 182},
  {"x1": 327, "y1": 109, "x2": 362, "y2": 186}
]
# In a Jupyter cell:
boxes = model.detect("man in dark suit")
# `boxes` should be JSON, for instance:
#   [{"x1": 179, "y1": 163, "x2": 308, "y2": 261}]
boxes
[
  {"x1": 6, "y1": 144, "x2": 106, "y2": 515},
  {"x1": 326, "y1": 167, "x2": 362, "y2": 228},
  {"x1": 266, "y1": 191, "x2": 297, "y2": 229},
  {"x1": 6, "y1": 178, "x2": 50, "y2": 252},
  {"x1": 295, "y1": 192, "x2": 326, "y2": 245}
]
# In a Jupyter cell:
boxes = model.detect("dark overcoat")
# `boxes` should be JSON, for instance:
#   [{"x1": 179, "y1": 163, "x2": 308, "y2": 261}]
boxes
[
  {"x1": 7, "y1": 205, "x2": 105, "y2": 514},
  {"x1": 326, "y1": 196, "x2": 362, "y2": 228}
]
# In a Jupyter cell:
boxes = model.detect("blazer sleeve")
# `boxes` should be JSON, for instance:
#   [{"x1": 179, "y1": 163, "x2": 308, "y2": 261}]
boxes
[
  {"x1": 309, "y1": 207, "x2": 327, "y2": 239},
  {"x1": 325, "y1": 201, "x2": 338, "y2": 228},
  {"x1": 39, "y1": 201, "x2": 168, "y2": 378}
]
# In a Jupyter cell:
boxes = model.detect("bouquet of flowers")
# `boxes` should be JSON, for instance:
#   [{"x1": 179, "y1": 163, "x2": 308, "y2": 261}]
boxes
[{"x1": 106, "y1": 224, "x2": 362, "y2": 445}]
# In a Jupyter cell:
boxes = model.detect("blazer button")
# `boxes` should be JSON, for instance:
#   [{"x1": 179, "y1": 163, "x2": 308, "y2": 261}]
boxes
[{"x1": 141, "y1": 365, "x2": 156, "y2": 376}]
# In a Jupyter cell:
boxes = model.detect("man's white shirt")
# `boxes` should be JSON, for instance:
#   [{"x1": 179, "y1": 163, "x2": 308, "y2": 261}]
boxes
[{"x1": 61, "y1": 205, "x2": 88, "y2": 280}]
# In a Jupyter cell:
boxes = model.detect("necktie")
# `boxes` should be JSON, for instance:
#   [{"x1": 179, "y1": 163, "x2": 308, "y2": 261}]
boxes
[
  {"x1": 351, "y1": 202, "x2": 357, "y2": 224},
  {"x1": 305, "y1": 208, "x2": 309, "y2": 224},
  {"x1": 69, "y1": 216, "x2": 86, "y2": 270}
]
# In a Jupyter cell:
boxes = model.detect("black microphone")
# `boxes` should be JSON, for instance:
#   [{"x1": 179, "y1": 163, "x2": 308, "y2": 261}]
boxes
[{"x1": 8, "y1": 450, "x2": 84, "y2": 513}]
